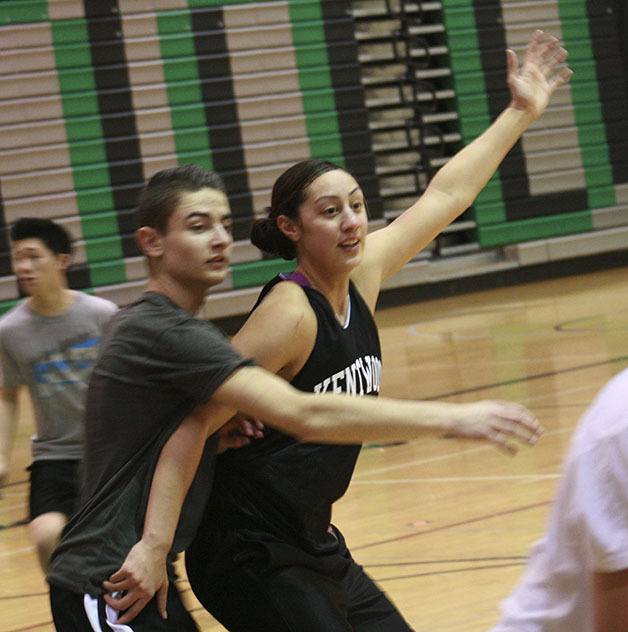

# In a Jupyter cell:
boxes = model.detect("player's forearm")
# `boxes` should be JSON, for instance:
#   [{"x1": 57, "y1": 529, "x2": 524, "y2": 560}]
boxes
[
  {"x1": 141, "y1": 412, "x2": 219, "y2": 551},
  {"x1": 294, "y1": 394, "x2": 464, "y2": 443},
  {"x1": 215, "y1": 367, "x2": 538, "y2": 448},
  {"x1": 218, "y1": 368, "x2": 458, "y2": 443},
  {"x1": 427, "y1": 106, "x2": 534, "y2": 211}
]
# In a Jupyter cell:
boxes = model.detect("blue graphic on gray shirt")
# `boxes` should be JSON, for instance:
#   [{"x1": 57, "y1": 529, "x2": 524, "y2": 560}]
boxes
[{"x1": 34, "y1": 336, "x2": 101, "y2": 398}]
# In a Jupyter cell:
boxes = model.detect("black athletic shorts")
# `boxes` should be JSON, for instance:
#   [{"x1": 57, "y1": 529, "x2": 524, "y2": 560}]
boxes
[
  {"x1": 186, "y1": 526, "x2": 414, "y2": 632},
  {"x1": 49, "y1": 582, "x2": 199, "y2": 631},
  {"x1": 28, "y1": 459, "x2": 81, "y2": 521}
]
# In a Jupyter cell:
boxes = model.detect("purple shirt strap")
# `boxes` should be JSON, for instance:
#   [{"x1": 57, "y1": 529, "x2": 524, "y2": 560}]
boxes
[{"x1": 279, "y1": 271, "x2": 311, "y2": 288}]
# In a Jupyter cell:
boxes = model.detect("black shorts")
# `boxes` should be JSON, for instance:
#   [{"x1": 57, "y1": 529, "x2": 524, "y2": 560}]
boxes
[
  {"x1": 49, "y1": 583, "x2": 199, "y2": 632},
  {"x1": 28, "y1": 459, "x2": 81, "y2": 521},
  {"x1": 186, "y1": 527, "x2": 414, "y2": 632}
]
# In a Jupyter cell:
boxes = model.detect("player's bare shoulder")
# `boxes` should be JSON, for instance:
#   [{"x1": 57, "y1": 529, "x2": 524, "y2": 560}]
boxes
[
  {"x1": 233, "y1": 279, "x2": 317, "y2": 377},
  {"x1": 256, "y1": 280, "x2": 317, "y2": 339}
]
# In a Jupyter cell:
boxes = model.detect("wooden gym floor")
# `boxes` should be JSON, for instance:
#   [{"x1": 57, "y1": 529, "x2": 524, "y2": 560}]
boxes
[{"x1": 2, "y1": 265, "x2": 628, "y2": 631}]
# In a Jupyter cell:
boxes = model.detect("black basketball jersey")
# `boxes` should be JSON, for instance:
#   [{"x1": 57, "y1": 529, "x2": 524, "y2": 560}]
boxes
[{"x1": 209, "y1": 273, "x2": 382, "y2": 554}]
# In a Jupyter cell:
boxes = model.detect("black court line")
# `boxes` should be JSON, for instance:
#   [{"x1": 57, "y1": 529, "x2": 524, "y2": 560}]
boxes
[
  {"x1": 373, "y1": 560, "x2": 526, "y2": 583},
  {"x1": 0, "y1": 182, "x2": 10, "y2": 277},
  {"x1": 0, "y1": 518, "x2": 28, "y2": 531},
  {"x1": 191, "y1": 7, "x2": 253, "y2": 240},
  {"x1": 0, "y1": 592, "x2": 47, "y2": 601},
  {"x1": 613, "y1": 0, "x2": 628, "y2": 97},
  {"x1": 555, "y1": 318, "x2": 628, "y2": 333},
  {"x1": 66, "y1": 263, "x2": 92, "y2": 293},
  {"x1": 8, "y1": 623, "x2": 52, "y2": 632},
  {"x1": 321, "y1": 0, "x2": 383, "y2": 218},
  {"x1": 352, "y1": 499, "x2": 550, "y2": 551},
  {"x1": 472, "y1": 1, "x2": 588, "y2": 222},
  {"x1": 0, "y1": 478, "x2": 27, "y2": 489},
  {"x1": 365, "y1": 555, "x2": 527, "y2": 567},
  {"x1": 431, "y1": 354, "x2": 628, "y2": 400},
  {"x1": 84, "y1": 0, "x2": 143, "y2": 255},
  {"x1": 588, "y1": 0, "x2": 628, "y2": 184}
]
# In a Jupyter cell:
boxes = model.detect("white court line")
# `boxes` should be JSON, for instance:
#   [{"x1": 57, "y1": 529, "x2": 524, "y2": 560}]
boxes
[
  {"x1": 356, "y1": 425, "x2": 578, "y2": 479},
  {"x1": 395, "y1": 299, "x2": 555, "y2": 323},
  {"x1": 355, "y1": 381, "x2": 598, "y2": 480},
  {"x1": 406, "y1": 327, "x2": 554, "y2": 341},
  {"x1": 0, "y1": 502, "x2": 28, "y2": 514},
  {"x1": 0, "y1": 545, "x2": 34, "y2": 560},
  {"x1": 356, "y1": 444, "x2": 493, "y2": 478},
  {"x1": 405, "y1": 327, "x2": 628, "y2": 341},
  {"x1": 382, "y1": 354, "x2": 615, "y2": 372},
  {"x1": 0, "y1": 490, "x2": 28, "y2": 498}
]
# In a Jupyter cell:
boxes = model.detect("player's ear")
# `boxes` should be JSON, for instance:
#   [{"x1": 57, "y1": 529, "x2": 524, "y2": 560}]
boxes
[
  {"x1": 56, "y1": 253, "x2": 72, "y2": 272},
  {"x1": 277, "y1": 214, "x2": 301, "y2": 243},
  {"x1": 135, "y1": 226, "x2": 164, "y2": 258}
]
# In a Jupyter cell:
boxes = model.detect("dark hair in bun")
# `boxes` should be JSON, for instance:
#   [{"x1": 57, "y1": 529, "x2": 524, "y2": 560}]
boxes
[
  {"x1": 251, "y1": 159, "x2": 343, "y2": 260},
  {"x1": 251, "y1": 211, "x2": 296, "y2": 260}
]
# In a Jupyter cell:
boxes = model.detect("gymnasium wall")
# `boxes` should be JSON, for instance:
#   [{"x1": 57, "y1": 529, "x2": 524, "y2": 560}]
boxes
[
  {"x1": 1, "y1": 0, "x2": 627, "y2": 318},
  {"x1": 443, "y1": 0, "x2": 628, "y2": 247}
]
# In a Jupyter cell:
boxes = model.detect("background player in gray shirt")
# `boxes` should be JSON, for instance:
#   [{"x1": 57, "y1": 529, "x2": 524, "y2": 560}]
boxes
[{"x1": 0, "y1": 218, "x2": 117, "y2": 571}]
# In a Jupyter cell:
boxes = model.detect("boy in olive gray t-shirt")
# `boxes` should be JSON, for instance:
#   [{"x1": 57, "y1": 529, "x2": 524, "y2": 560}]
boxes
[{"x1": 47, "y1": 291, "x2": 252, "y2": 630}]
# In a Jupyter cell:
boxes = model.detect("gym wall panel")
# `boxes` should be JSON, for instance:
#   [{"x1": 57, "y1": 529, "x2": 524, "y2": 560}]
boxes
[
  {"x1": 0, "y1": 0, "x2": 380, "y2": 313},
  {"x1": 1, "y1": 0, "x2": 626, "y2": 317},
  {"x1": 442, "y1": 0, "x2": 628, "y2": 248}
]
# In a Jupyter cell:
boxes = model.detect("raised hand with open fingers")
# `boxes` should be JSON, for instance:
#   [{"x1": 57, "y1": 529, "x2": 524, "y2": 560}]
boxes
[{"x1": 507, "y1": 30, "x2": 573, "y2": 120}]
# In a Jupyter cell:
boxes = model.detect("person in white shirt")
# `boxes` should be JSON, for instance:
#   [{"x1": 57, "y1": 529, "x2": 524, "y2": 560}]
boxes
[{"x1": 490, "y1": 369, "x2": 628, "y2": 632}]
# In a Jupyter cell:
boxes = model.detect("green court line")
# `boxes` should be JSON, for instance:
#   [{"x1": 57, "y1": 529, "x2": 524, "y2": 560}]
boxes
[
  {"x1": 157, "y1": 7, "x2": 213, "y2": 170},
  {"x1": 51, "y1": 18, "x2": 126, "y2": 286},
  {"x1": 188, "y1": 0, "x2": 269, "y2": 5},
  {"x1": 187, "y1": 0, "x2": 324, "y2": 8},
  {"x1": 557, "y1": 0, "x2": 615, "y2": 208},
  {"x1": 37, "y1": 95, "x2": 347, "y2": 148},
  {"x1": 442, "y1": 0, "x2": 506, "y2": 224},
  {"x1": 36, "y1": 14, "x2": 84, "y2": 39},
  {"x1": 89, "y1": 260, "x2": 127, "y2": 287},
  {"x1": 449, "y1": 37, "x2": 600, "y2": 72},
  {"x1": 231, "y1": 258, "x2": 296, "y2": 289},
  {"x1": 0, "y1": 1, "x2": 47, "y2": 24},
  {"x1": 477, "y1": 210, "x2": 593, "y2": 247},
  {"x1": 81, "y1": 235, "x2": 126, "y2": 263},
  {"x1": 289, "y1": 1, "x2": 343, "y2": 163},
  {"x1": 442, "y1": 0, "x2": 583, "y2": 8},
  {"x1": 80, "y1": 211, "x2": 123, "y2": 239},
  {"x1": 0, "y1": 299, "x2": 20, "y2": 316}
]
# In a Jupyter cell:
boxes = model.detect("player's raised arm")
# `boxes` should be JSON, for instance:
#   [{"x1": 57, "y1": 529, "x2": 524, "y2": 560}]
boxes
[{"x1": 357, "y1": 31, "x2": 573, "y2": 294}]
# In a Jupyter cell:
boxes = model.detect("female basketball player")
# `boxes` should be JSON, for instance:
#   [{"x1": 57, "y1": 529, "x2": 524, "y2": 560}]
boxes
[{"x1": 183, "y1": 31, "x2": 573, "y2": 631}]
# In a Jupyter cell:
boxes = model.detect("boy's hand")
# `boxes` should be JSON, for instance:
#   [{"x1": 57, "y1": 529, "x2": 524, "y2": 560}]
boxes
[
  {"x1": 102, "y1": 539, "x2": 169, "y2": 623},
  {"x1": 215, "y1": 414, "x2": 264, "y2": 454}
]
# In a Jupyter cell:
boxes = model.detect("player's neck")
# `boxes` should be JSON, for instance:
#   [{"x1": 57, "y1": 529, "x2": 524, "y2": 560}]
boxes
[
  {"x1": 295, "y1": 264, "x2": 350, "y2": 323},
  {"x1": 28, "y1": 287, "x2": 74, "y2": 316},
  {"x1": 145, "y1": 276, "x2": 206, "y2": 315}
]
